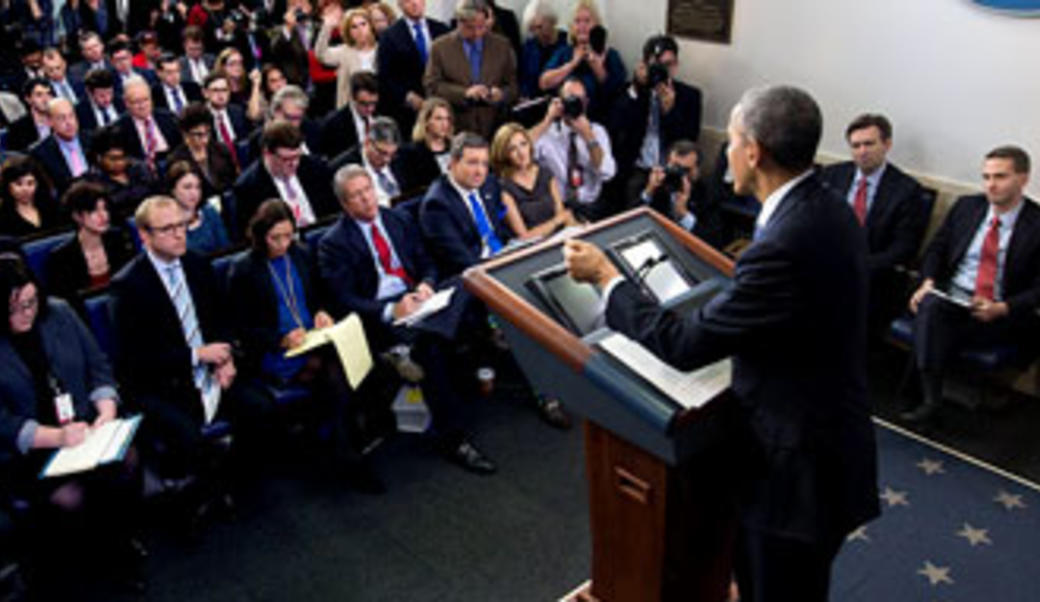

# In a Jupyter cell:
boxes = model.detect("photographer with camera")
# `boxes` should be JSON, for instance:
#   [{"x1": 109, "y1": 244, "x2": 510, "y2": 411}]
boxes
[
  {"x1": 529, "y1": 76, "x2": 615, "y2": 222},
  {"x1": 270, "y1": 0, "x2": 316, "y2": 87},
  {"x1": 610, "y1": 35, "x2": 702, "y2": 214},
  {"x1": 639, "y1": 140, "x2": 724, "y2": 248}
]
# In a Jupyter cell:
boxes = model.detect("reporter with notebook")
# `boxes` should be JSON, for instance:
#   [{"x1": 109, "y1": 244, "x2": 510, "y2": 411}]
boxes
[{"x1": 0, "y1": 254, "x2": 144, "y2": 594}]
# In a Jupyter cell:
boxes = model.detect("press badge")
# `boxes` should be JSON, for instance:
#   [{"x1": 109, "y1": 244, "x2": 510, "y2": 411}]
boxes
[{"x1": 54, "y1": 392, "x2": 75, "y2": 425}]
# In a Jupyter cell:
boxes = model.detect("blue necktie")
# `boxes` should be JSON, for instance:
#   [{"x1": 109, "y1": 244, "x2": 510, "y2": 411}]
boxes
[
  {"x1": 169, "y1": 87, "x2": 184, "y2": 113},
  {"x1": 412, "y1": 21, "x2": 428, "y2": 64},
  {"x1": 167, "y1": 266, "x2": 207, "y2": 390},
  {"x1": 467, "y1": 192, "x2": 502, "y2": 254},
  {"x1": 465, "y1": 40, "x2": 482, "y2": 83}
]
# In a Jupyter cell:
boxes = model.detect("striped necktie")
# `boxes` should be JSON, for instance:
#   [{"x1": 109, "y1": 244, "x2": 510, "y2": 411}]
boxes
[{"x1": 167, "y1": 265, "x2": 207, "y2": 390}]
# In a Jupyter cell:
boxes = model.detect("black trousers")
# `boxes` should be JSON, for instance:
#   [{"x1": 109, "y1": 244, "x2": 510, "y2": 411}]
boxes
[
  {"x1": 733, "y1": 525, "x2": 845, "y2": 602},
  {"x1": 913, "y1": 294, "x2": 1022, "y2": 377}
]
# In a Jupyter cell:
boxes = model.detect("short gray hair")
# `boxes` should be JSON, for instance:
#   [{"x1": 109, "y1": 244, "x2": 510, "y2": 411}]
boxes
[
  {"x1": 333, "y1": 164, "x2": 372, "y2": 204},
  {"x1": 367, "y1": 116, "x2": 401, "y2": 145},
  {"x1": 734, "y1": 85, "x2": 821, "y2": 172},
  {"x1": 455, "y1": 0, "x2": 490, "y2": 21},
  {"x1": 269, "y1": 84, "x2": 309, "y2": 118},
  {"x1": 449, "y1": 132, "x2": 489, "y2": 162},
  {"x1": 522, "y1": 0, "x2": 557, "y2": 31}
]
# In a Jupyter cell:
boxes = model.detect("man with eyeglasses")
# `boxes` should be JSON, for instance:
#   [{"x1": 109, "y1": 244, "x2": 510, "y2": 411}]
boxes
[
  {"x1": 203, "y1": 71, "x2": 252, "y2": 169},
  {"x1": 111, "y1": 196, "x2": 273, "y2": 529},
  {"x1": 319, "y1": 71, "x2": 383, "y2": 158},
  {"x1": 331, "y1": 117, "x2": 407, "y2": 206},
  {"x1": 232, "y1": 121, "x2": 337, "y2": 237}
]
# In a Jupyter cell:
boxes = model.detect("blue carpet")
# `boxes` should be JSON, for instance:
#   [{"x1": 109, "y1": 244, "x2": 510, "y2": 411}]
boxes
[{"x1": 833, "y1": 420, "x2": 1040, "y2": 601}]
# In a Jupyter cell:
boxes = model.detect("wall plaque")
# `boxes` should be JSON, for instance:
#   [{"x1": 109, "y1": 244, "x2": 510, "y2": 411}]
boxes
[{"x1": 667, "y1": 0, "x2": 735, "y2": 44}]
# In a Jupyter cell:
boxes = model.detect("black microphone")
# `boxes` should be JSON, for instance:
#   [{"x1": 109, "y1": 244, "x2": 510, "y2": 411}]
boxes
[{"x1": 635, "y1": 254, "x2": 667, "y2": 286}]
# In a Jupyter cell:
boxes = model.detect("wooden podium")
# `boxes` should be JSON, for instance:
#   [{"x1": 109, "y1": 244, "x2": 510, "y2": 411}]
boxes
[{"x1": 463, "y1": 209, "x2": 738, "y2": 602}]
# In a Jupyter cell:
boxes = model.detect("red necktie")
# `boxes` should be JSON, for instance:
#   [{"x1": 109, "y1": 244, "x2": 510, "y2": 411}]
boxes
[
  {"x1": 852, "y1": 177, "x2": 868, "y2": 225},
  {"x1": 974, "y1": 216, "x2": 1001, "y2": 301},
  {"x1": 217, "y1": 113, "x2": 240, "y2": 169},
  {"x1": 370, "y1": 223, "x2": 413, "y2": 286}
]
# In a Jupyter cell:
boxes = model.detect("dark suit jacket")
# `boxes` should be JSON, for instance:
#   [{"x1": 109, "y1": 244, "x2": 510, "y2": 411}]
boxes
[
  {"x1": 178, "y1": 54, "x2": 216, "y2": 86},
  {"x1": 69, "y1": 60, "x2": 114, "y2": 83},
  {"x1": 328, "y1": 147, "x2": 409, "y2": 194},
  {"x1": 606, "y1": 174, "x2": 879, "y2": 543},
  {"x1": 609, "y1": 79, "x2": 702, "y2": 173},
  {"x1": 227, "y1": 244, "x2": 321, "y2": 375},
  {"x1": 419, "y1": 174, "x2": 511, "y2": 278},
  {"x1": 395, "y1": 141, "x2": 442, "y2": 194},
  {"x1": 151, "y1": 81, "x2": 204, "y2": 112},
  {"x1": 317, "y1": 210, "x2": 437, "y2": 339},
  {"x1": 269, "y1": 24, "x2": 312, "y2": 86},
  {"x1": 231, "y1": 155, "x2": 337, "y2": 237},
  {"x1": 105, "y1": 0, "x2": 158, "y2": 35},
  {"x1": 317, "y1": 105, "x2": 363, "y2": 158},
  {"x1": 423, "y1": 30, "x2": 518, "y2": 138},
  {"x1": 921, "y1": 194, "x2": 1040, "y2": 323},
  {"x1": 48, "y1": 78, "x2": 87, "y2": 104},
  {"x1": 246, "y1": 117, "x2": 322, "y2": 165},
  {"x1": 29, "y1": 134, "x2": 92, "y2": 197},
  {"x1": 5, "y1": 115, "x2": 46, "y2": 152},
  {"x1": 110, "y1": 251, "x2": 228, "y2": 420},
  {"x1": 376, "y1": 17, "x2": 451, "y2": 128},
  {"x1": 211, "y1": 104, "x2": 252, "y2": 141},
  {"x1": 820, "y1": 161, "x2": 928, "y2": 272},
  {"x1": 115, "y1": 109, "x2": 183, "y2": 162},
  {"x1": 45, "y1": 228, "x2": 136, "y2": 306},
  {"x1": 75, "y1": 98, "x2": 125, "y2": 133},
  {"x1": 167, "y1": 143, "x2": 238, "y2": 198}
]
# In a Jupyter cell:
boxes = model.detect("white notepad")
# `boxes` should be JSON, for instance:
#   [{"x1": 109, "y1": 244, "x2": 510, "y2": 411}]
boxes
[{"x1": 41, "y1": 415, "x2": 142, "y2": 478}]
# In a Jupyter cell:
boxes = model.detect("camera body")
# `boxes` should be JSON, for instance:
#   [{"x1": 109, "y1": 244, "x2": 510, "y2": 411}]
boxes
[
  {"x1": 663, "y1": 164, "x2": 687, "y2": 192},
  {"x1": 562, "y1": 95, "x2": 584, "y2": 120},
  {"x1": 294, "y1": 8, "x2": 310, "y2": 22},
  {"x1": 647, "y1": 62, "x2": 670, "y2": 88}
]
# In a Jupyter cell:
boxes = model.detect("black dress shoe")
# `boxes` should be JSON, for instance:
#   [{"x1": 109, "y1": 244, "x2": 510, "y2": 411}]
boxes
[
  {"x1": 899, "y1": 399, "x2": 941, "y2": 423},
  {"x1": 448, "y1": 440, "x2": 497, "y2": 474},
  {"x1": 345, "y1": 462, "x2": 387, "y2": 495},
  {"x1": 536, "y1": 397, "x2": 572, "y2": 430}
]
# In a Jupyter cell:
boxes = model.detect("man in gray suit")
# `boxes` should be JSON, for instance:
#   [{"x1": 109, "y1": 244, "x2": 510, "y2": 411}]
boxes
[
  {"x1": 179, "y1": 26, "x2": 215, "y2": 86},
  {"x1": 423, "y1": 0, "x2": 517, "y2": 139}
]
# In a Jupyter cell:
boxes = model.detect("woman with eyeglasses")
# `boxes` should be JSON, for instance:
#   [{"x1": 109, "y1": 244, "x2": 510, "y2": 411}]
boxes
[
  {"x1": 169, "y1": 103, "x2": 238, "y2": 199},
  {"x1": 0, "y1": 254, "x2": 145, "y2": 593},
  {"x1": 166, "y1": 161, "x2": 231, "y2": 256},
  {"x1": 0, "y1": 156, "x2": 61, "y2": 239},
  {"x1": 45, "y1": 182, "x2": 135, "y2": 307},
  {"x1": 396, "y1": 97, "x2": 455, "y2": 192},
  {"x1": 315, "y1": 4, "x2": 379, "y2": 110},
  {"x1": 227, "y1": 200, "x2": 383, "y2": 492}
]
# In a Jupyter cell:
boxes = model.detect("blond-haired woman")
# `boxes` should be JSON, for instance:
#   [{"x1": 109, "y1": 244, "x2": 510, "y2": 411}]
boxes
[
  {"x1": 315, "y1": 4, "x2": 380, "y2": 109},
  {"x1": 397, "y1": 97, "x2": 455, "y2": 191}
]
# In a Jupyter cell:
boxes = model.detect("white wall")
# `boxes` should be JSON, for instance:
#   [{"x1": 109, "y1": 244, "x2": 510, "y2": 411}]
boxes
[{"x1": 500, "y1": 0, "x2": 1040, "y2": 196}]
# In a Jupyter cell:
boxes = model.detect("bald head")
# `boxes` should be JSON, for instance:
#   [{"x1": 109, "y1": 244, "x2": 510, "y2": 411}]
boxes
[{"x1": 47, "y1": 98, "x2": 79, "y2": 140}]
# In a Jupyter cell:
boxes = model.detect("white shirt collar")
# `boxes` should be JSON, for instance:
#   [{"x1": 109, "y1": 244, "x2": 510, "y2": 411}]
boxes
[{"x1": 755, "y1": 169, "x2": 814, "y2": 232}]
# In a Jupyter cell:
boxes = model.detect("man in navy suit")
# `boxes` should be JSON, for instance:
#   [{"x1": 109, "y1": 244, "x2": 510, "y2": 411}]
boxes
[
  {"x1": 152, "y1": 53, "x2": 203, "y2": 114},
  {"x1": 904, "y1": 146, "x2": 1040, "y2": 422},
  {"x1": 76, "y1": 68, "x2": 124, "y2": 134},
  {"x1": 376, "y1": 0, "x2": 451, "y2": 133},
  {"x1": 69, "y1": 32, "x2": 113, "y2": 83},
  {"x1": 42, "y1": 49, "x2": 86, "y2": 106},
  {"x1": 115, "y1": 77, "x2": 182, "y2": 165},
  {"x1": 30, "y1": 99, "x2": 91, "y2": 198},
  {"x1": 820, "y1": 114, "x2": 929, "y2": 336},
  {"x1": 5, "y1": 78, "x2": 54, "y2": 152},
  {"x1": 318, "y1": 164, "x2": 496, "y2": 475},
  {"x1": 566, "y1": 85, "x2": 879, "y2": 602},
  {"x1": 203, "y1": 71, "x2": 252, "y2": 168},
  {"x1": 109, "y1": 40, "x2": 159, "y2": 92},
  {"x1": 420, "y1": 132, "x2": 511, "y2": 278},
  {"x1": 319, "y1": 71, "x2": 381, "y2": 159}
]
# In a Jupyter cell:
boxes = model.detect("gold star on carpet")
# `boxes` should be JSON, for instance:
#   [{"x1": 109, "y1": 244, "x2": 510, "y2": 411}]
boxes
[
  {"x1": 916, "y1": 458, "x2": 945, "y2": 475},
  {"x1": 994, "y1": 490, "x2": 1027, "y2": 510},
  {"x1": 846, "y1": 525, "x2": 870, "y2": 543},
  {"x1": 956, "y1": 523, "x2": 992, "y2": 547},
  {"x1": 917, "y1": 560, "x2": 954, "y2": 586},
  {"x1": 880, "y1": 486, "x2": 909, "y2": 507}
]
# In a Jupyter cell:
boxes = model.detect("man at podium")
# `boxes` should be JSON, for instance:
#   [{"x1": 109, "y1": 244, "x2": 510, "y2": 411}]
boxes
[{"x1": 565, "y1": 85, "x2": 879, "y2": 602}]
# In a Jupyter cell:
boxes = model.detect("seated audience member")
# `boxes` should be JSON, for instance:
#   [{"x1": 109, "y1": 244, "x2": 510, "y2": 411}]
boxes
[
  {"x1": 0, "y1": 255, "x2": 144, "y2": 592},
  {"x1": 490, "y1": 122, "x2": 576, "y2": 239},
  {"x1": 375, "y1": 0, "x2": 450, "y2": 134},
  {"x1": 6, "y1": 78, "x2": 55, "y2": 152},
  {"x1": 30, "y1": 98, "x2": 91, "y2": 199},
  {"x1": 133, "y1": 31, "x2": 162, "y2": 72},
  {"x1": 247, "y1": 85, "x2": 322, "y2": 161},
  {"x1": 169, "y1": 103, "x2": 238, "y2": 199},
  {"x1": 86, "y1": 126, "x2": 159, "y2": 219},
  {"x1": 319, "y1": 71, "x2": 382, "y2": 158},
  {"x1": 109, "y1": 39, "x2": 158, "y2": 89},
  {"x1": 397, "y1": 97, "x2": 455, "y2": 192},
  {"x1": 214, "y1": 48, "x2": 263, "y2": 121},
  {"x1": 319, "y1": 164, "x2": 497, "y2": 474},
  {"x1": 260, "y1": 65, "x2": 289, "y2": 107},
  {"x1": 820, "y1": 114, "x2": 929, "y2": 336},
  {"x1": 41, "y1": 48, "x2": 85, "y2": 105},
  {"x1": 180, "y1": 26, "x2": 215, "y2": 87},
  {"x1": 611, "y1": 35, "x2": 702, "y2": 212},
  {"x1": 537, "y1": 0, "x2": 625, "y2": 122},
  {"x1": 519, "y1": 0, "x2": 567, "y2": 99},
  {"x1": 367, "y1": 2, "x2": 397, "y2": 37},
  {"x1": 636, "y1": 140, "x2": 724, "y2": 249},
  {"x1": 110, "y1": 196, "x2": 270, "y2": 516},
  {"x1": 529, "y1": 78, "x2": 616, "y2": 221},
  {"x1": 904, "y1": 146, "x2": 1040, "y2": 423},
  {"x1": 232, "y1": 121, "x2": 337, "y2": 236},
  {"x1": 331, "y1": 117, "x2": 407, "y2": 205},
  {"x1": 228, "y1": 200, "x2": 383, "y2": 492},
  {"x1": 46, "y1": 182, "x2": 135, "y2": 304},
  {"x1": 203, "y1": 71, "x2": 253, "y2": 170},
  {"x1": 0, "y1": 157, "x2": 61, "y2": 238},
  {"x1": 69, "y1": 32, "x2": 112, "y2": 82},
  {"x1": 116, "y1": 76, "x2": 183, "y2": 169},
  {"x1": 315, "y1": 4, "x2": 380, "y2": 110},
  {"x1": 420, "y1": 132, "x2": 511, "y2": 278},
  {"x1": 153, "y1": 52, "x2": 204, "y2": 114},
  {"x1": 423, "y1": 0, "x2": 518, "y2": 140},
  {"x1": 76, "y1": 68, "x2": 124, "y2": 134},
  {"x1": 166, "y1": 161, "x2": 231, "y2": 256}
]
